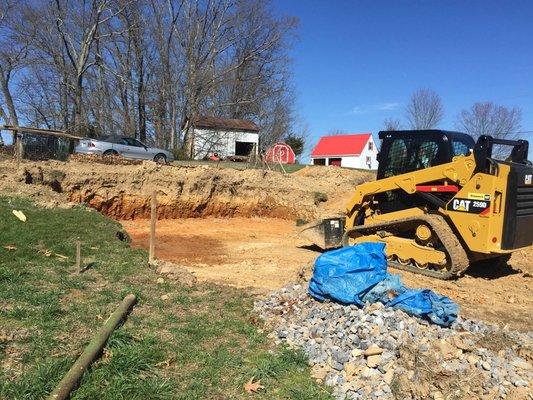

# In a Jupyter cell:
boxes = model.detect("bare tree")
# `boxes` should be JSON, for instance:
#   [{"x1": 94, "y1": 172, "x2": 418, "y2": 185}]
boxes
[
  {"x1": 219, "y1": 0, "x2": 298, "y2": 150},
  {"x1": 53, "y1": 0, "x2": 124, "y2": 131},
  {"x1": 0, "y1": 0, "x2": 299, "y2": 155},
  {"x1": 383, "y1": 117, "x2": 401, "y2": 131},
  {"x1": 456, "y1": 102, "x2": 522, "y2": 139},
  {"x1": 456, "y1": 102, "x2": 522, "y2": 158},
  {"x1": 405, "y1": 88, "x2": 443, "y2": 129},
  {"x1": 14, "y1": 2, "x2": 72, "y2": 129},
  {"x1": 0, "y1": 0, "x2": 26, "y2": 128}
]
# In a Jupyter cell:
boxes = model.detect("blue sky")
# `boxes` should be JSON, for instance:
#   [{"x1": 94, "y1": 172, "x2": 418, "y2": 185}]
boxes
[{"x1": 274, "y1": 0, "x2": 533, "y2": 159}]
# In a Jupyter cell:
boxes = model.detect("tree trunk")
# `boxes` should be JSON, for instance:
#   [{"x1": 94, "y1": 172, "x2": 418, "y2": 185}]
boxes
[
  {"x1": 138, "y1": 84, "x2": 146, "y2": 141},
  {"x1": 0, "y1": 64, "x2": 19, "y2": 126},
  {"x1": 136, "y1": 56, "x2": 146, "y2": 141},
  {"x1": 183, "y1": 122, "x2": 195, "y2": 159},
  {"x1": 73, "y1": 74, "x2": 84, "y2": 132}
]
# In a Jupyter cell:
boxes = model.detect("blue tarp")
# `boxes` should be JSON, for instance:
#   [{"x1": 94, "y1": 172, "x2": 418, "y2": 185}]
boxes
[{"x1": 308, "y1": 243, "x2": 458, "y2": 327}]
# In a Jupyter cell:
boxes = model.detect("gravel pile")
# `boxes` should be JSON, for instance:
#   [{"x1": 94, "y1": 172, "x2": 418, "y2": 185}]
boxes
[{"x1": 254, "y1": 284, "x2": 533, "y2": 400}]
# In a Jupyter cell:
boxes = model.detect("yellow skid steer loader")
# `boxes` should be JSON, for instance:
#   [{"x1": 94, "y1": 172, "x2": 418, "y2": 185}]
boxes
[{"x1": 301, "y1": 130, "x2": 533, "y2": 279}]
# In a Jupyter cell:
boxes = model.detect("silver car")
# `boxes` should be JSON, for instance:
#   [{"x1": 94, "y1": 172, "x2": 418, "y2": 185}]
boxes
[{"x1": 74, "y1": 135, "x2": 173, "y2": 163}]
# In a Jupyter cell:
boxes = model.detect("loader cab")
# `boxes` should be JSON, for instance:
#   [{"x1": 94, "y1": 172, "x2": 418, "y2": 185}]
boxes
[
  {"x1": 375, "y1": 130, "x2": 475, "y2": 213},
  {"x1": 376, "y1": 130, "x2": 475, "y2": 180}
]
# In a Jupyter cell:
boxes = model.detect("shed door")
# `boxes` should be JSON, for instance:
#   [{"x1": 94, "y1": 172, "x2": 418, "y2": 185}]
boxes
[
  {"x1": 329, "y1": 158, "x2": 342, "y2": 167},
  {"x1": 235, "y1": 141, "x2": 254, "y2": 156},
  {"x1": 277, "y1": 145, "x2": 287, "y2": 163}
]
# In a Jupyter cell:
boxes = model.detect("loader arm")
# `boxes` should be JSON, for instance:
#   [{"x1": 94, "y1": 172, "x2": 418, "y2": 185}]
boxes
[{"x1": 345, "y1": 153, "x2": 477, "y2": 226}]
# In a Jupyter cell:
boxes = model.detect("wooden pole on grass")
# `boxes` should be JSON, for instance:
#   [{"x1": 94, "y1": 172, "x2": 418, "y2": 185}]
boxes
[
  {"x1": 47, "y1": 294, "x2": 137, "y2": 400},
  {"x1": 75, "y1": 239, "x2": 81, "y2": 270},
  {"x1": 149, "y1": 191, "x2": 157, "y2": 264}
]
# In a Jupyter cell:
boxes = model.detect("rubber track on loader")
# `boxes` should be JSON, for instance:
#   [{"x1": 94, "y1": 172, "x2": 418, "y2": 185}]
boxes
[{"x1": 342, "y1": 214, "x2": 470, "y2": 280}]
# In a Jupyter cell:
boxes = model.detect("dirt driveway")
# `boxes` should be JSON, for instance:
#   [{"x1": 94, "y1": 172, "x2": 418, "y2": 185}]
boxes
[{"x1": 123, "y1": 217, "x2": 532, "y2": 332}]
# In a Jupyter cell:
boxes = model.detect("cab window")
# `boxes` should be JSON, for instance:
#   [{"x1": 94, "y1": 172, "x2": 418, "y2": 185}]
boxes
[
  {"x1": 452, "y1": 140, "x2": 471, "y2": 156},
  {"x1": 381, "y1": 137, "x2": 440, "y2": 178}
]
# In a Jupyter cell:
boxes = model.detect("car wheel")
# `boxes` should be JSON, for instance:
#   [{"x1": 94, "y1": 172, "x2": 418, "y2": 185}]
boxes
[
  {"x1": 154, "y1": 153, "x2": 167, "y2": 164},
  {"x1": 103, "y1": 150, "x2": 118, "y2": 157}
]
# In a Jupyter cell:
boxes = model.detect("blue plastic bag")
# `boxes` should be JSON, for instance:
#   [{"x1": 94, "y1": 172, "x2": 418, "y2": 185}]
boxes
[{"x1": 308, "y1": 243, "x2": 459, "y2": 327}]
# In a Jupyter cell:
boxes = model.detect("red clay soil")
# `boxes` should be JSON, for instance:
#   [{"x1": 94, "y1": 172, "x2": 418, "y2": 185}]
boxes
[
  {"x1": 0, "y1": 159, "x2": 373, "y2": 221},
  {"x1": 123, "y1": 216, "x2": 533, "y2": 332},
  {"x1": 122, "y1": 217, "x2": 317, "y2": 290}
]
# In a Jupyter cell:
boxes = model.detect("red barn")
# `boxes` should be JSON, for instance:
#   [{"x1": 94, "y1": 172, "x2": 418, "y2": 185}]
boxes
[{"x1": 265, "y1": 142, "x2": 296, "y2": 164}]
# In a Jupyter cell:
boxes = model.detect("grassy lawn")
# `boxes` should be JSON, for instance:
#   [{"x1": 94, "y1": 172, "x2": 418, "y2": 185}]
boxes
[{"x1": 0, "y1": 197, "x2": 331, "y2": 400}]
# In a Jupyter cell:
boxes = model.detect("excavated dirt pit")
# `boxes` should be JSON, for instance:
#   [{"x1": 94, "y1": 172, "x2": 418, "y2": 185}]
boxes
[
  {"x1": 121, "y1": 217, "x2": 317, "y2": 291},
  {"x1": 1, "y1": 158, "x2": 532, "y2": 331},
  {"x1": 0, "y1": 159, "x2": 370, "y2": 221},
  {"x1": 123, "y1": 216, "x2": 533, "y2": 331}
]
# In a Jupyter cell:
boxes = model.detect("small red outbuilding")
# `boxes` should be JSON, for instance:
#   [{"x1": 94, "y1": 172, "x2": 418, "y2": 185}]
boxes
[{"x1": 265, "y1": 142, "x2": 296, "y2": 164}]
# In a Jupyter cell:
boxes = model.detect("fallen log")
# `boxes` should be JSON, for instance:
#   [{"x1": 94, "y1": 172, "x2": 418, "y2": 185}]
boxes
[{"x1": 47, "y1": 293, "x2": 137, "y2": 400}]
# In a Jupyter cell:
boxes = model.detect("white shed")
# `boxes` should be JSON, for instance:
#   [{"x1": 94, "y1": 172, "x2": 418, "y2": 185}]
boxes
[{"x1": 181, "y1": 116, "x2": 260, "y2": 160}]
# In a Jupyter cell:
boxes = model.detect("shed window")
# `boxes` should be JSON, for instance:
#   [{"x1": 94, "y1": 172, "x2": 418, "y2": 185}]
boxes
[{"x1": 368, "y1": 141, "x2": 373, "y2": 150}]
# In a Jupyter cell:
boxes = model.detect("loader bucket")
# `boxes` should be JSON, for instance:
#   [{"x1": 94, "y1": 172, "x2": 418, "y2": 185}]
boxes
[{"x1": 299, "y1": 217, "x2": 346, "y2": 250}]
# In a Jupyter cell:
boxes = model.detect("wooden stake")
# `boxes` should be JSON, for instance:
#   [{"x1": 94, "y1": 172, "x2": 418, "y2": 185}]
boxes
[
  {"x1": 15, "y1": 131, "x2": 22, "y2": 164},
  {"x1": 75, "y1": 239, "x2": 81, "y2": 270},
  {"x1": 149, "y1": 191, "x2": 157, "y2": 263},
  {"x1": 277, "y1": 153, "x2": 286, "y2": 175},
  {"x1": 47, "y1": 294, "x2": 137, "y2": 400}
]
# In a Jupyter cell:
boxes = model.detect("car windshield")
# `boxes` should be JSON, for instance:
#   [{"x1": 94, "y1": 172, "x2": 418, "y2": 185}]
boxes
[
  {"x1": 100, "y1": 135, "x2": 122, "y2": 144},
  {"x1": 120, "y1": 137, "x2": 144, "y2": 147}
]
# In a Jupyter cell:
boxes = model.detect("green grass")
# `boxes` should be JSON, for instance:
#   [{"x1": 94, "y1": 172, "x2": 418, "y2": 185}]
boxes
[{"x1": 0, "y1": 197, "x2": 331, "y2": 400}]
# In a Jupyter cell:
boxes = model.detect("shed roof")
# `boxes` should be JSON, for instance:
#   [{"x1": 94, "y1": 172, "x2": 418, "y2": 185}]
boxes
[
  {"x1": 311, "y1": 133, "x2": 372, "y2": 157},
  {"x1": 184, "y1": 116, "x2": 260, "y2": 132}
]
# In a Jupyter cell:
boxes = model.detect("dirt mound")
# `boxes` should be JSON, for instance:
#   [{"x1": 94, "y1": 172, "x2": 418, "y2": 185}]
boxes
[
  {"x1": 69, "y1": 153, "x2": 143, "y2": 165},
  {"x1": 0, "y1": 159, "x2": 374, "y2": 220},
  {"x1": 293, "y1": 165, "x2": 374, "y2": 185}
]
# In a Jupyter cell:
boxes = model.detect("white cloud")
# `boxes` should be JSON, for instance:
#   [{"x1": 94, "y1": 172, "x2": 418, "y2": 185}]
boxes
[
  {"x1": 376, "y1": 102, "x2": 400, "y2": 111},
  {"x1": 348, "y1": 102, "x2": 400, "y2": 115}
]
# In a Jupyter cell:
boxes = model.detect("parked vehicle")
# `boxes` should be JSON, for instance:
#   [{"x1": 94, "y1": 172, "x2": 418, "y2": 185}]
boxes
[{"x1": 74, "y1": 135, "x2": 173, "y2": 163}]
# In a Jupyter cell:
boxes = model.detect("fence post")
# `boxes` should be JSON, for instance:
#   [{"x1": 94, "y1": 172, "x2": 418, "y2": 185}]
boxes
[
  {"x1": 15, "y1": 131, "x2": 23, "y2": 163},
  {"x1": 149, "y1": 191, "x2": 157, "y2": 264},
  {"x1": 75, "y1": 239, "x2": 81, "y2": 270}
]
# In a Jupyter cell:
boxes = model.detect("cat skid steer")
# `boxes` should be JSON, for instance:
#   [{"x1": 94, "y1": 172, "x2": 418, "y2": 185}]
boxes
[{"x1": 301, "y1": 130, "x2": 533, "y2": 279}]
